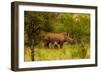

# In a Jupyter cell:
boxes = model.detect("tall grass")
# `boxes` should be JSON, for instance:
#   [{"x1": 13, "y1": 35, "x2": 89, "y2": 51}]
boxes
[
  {"x1": 24, "y1": 47, "x2": 32, "y2": 61},
  {"x1": 24, "y1": 43, "x2": 90, "y2": 61}
]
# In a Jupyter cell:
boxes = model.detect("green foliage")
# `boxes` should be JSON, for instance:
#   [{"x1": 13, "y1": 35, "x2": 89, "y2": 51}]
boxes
[
  {"x1": 24, "y1": 12, "x2": 90, "y2": 47},
  {"x1": 24, "y1": 11, "x2": 90, "y2": 61}
]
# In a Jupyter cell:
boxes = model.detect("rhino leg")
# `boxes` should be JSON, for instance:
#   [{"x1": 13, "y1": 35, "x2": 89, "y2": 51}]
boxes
[
  {"x1": 60, "y1": 42, "x2": 64, "y2": 48},
  {"x1": 44, "y1": 41, "x2": 50, "y2": 48},
  {"x1": 54, "y1": 41, "x2": 59, "y2": 48}
]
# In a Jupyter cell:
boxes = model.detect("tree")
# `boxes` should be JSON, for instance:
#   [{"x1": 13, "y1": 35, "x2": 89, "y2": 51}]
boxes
[{"x1": 24, "y1": 11, "x2": 45, "y2": 60}]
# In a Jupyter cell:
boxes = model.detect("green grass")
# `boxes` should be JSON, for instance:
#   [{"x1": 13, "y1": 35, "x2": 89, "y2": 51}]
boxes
[
  {"x1": 24, "y1": 47, "x2": 32, "y2": 61},
  {"x1": 24, "y1": 43, "x2": 90, "y2": 61}
]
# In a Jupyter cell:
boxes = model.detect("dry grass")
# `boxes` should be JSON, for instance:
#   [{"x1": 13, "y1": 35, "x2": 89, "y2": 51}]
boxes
[{"x1": 24, "y1": 43, "x2": 90, "y2": 61}]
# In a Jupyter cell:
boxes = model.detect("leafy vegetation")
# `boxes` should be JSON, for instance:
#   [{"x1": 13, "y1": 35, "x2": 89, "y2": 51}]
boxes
[{"x1": 24, "y1": 11, "x2": 90, "y2": 61}]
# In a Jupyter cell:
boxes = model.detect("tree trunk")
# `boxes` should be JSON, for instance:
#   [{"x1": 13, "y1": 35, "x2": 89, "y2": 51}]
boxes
[{"x1": 31, "y1": 39, "x2": 34, "y2": 61}]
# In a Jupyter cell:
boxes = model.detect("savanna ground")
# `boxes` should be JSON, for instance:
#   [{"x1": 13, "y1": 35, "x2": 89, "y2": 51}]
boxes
[
  {"x1": 24, "y1": 43, "x2": 90, "y2": 61},
  {"x1": 24, "y1": 11, "x2": 90, "y2": 61}
]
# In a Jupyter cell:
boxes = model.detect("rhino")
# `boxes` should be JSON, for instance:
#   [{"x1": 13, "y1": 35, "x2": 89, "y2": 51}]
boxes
[{"x1": 43, "y1": 32, "x2": 75, "y2": 48}]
